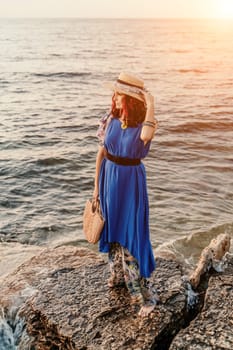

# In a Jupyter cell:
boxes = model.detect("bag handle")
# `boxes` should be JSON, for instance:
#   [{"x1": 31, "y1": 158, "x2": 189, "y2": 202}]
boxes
[{"x1": 91, "y1": 198, "x2": 100, "y2": 214}]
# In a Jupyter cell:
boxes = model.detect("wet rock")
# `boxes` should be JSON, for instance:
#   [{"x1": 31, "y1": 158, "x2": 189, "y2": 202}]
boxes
[
  {"x1": 0, "y1": 246, "x2": 103, "y2": 349},
  {"x1": 0, "y1": 311, "x2": 15, "y2": 350},
  {"x1": 0, "y1": 246, "x2": 186, "y2": 350},
  {"x1": 1, "y1": 240, "x2": 231, "y2": 350},
  {"x1": 189, "y1": 233, "x2": 231, "y2": 288},
  {"x1": 169, "y1": 254, "x2": 233, "y2": 350}
]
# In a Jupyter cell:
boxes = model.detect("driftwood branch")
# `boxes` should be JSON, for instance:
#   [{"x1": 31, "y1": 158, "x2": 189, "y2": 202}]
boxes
[{"x1": 189, "y1": 233, "x2": 231, "y2": 289}]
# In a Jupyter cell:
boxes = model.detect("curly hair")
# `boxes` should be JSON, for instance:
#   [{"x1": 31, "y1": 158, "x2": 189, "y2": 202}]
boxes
[{"x1": 111, "y1": 94, "x2": 146, "y2": 127}]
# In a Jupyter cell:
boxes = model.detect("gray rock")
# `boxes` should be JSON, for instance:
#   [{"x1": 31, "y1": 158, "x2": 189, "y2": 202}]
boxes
[
  {"x1": 0, "y1": 246, "x2": 186, "y2": 350},
  {"x1": 169, "y1": 254, "x2": 233, "y2": 350},
  {"x1": 1, "y1": 244, "x2": 232, "y2": 350},
  {"x1": 0, "y1": 315, "x2": 15, "y2": 350},
  {"x1": 0, "y1": 246, "x2": 104, "y2": 349}
]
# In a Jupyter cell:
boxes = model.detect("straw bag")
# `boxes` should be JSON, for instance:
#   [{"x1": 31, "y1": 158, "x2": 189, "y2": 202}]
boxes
[{"x1": 83, "y1": 198, "x2": 105, "y2": 244}]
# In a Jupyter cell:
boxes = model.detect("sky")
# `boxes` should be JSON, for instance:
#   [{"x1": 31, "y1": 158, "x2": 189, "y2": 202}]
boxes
[{"x1": 1, "y1": 0, "x2": 233, "y2": 19}]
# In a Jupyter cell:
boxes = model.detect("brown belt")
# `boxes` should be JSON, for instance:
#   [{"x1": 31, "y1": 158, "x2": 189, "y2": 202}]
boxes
[{"x1": 104, "y1": 149, "x2": 141, "y2": 166}]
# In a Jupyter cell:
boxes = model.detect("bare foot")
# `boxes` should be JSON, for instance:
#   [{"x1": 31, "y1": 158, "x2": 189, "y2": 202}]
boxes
[
  {"x1": 108, "y1": 278, "x2": 115, "y2": 288},
  {"x1": 138, "y1": 304, "x2": 156, "y2": 317},
  {"x1": 130, "y1": 294, "x2": 144, "y2": 305}
]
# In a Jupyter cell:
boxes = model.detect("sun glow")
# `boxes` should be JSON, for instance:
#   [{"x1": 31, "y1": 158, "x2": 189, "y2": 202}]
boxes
[{"x1": 214, "y1": 0, "x2": 233, "y2": 18}]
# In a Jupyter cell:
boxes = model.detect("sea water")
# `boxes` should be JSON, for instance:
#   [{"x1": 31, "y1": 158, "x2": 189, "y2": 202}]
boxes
[{"x1": 0, "y1": 18, "x2": 233, "y2": 276}]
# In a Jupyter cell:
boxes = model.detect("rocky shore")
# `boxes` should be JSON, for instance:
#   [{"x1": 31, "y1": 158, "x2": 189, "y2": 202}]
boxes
[{"x1": 0, "y1": 234, "x2": 232, "y2": 350}]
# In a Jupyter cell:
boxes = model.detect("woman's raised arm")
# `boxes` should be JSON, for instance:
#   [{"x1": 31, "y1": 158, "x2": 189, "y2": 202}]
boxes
[{"x1": 140, "y1": 92, "x2": 158, "y2": 144}]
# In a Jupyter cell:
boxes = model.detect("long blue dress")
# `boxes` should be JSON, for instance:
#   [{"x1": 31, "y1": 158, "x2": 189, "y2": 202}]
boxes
[{"x1": 98, "y1": 117, "x2": 156, "y2": 278}]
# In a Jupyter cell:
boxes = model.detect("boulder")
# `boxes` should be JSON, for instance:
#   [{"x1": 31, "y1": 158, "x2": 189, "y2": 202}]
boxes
[
  {"x1": 189, "y1": 233, "x2": 231, "y2": 288},
  {"x1": 170, "y1": 254, "x2": 233, "y2": 350},
  {"x1": 0, "y1": 236, "x2": 232, "y2": 350},
  {"x1": 0, "y1": 246, "x2": 186, "y2": 350}
]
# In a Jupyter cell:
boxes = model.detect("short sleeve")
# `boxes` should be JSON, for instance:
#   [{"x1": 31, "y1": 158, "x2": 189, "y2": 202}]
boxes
[{"x1": 96, "y1": 112, "x2": 111, "y2": 146}]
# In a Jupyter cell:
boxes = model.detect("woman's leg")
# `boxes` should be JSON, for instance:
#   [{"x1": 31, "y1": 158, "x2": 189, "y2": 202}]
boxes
[
  {"x1": 138, "y1": 277, "x2": 159, "y2": 317},
  {"x1": 140, "y1": 278, "x2": 159, "y2": 306},
  {"x1": 122, "y1": 246, "x2": 158, "y2": 316},
  {"x1": 108, "y1": 243, "x2": 125, "y2": 287},
  {"x1": 121, "y1": 247, "x2": 144, "y2": 303}
]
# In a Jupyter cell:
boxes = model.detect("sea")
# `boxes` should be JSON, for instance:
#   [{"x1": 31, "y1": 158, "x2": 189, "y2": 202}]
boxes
[{"x1": 0, "y1": 18, "x2": 233, "y2": 279}]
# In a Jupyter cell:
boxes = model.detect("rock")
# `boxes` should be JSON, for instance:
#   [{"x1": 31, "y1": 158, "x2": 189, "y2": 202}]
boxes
[
  {"x1": 0, "y1": 235, "x2": 232, "y2": 350},
  {"x1": 169, "y1": 254, "x2": 233, "y2": 350},
  {"x1": 0, "y1": 309, "x2": 15, "y2": 350},
  {"x1": 0, "y1": 246, "x2": 104, "y2": 349},
  {"x1": 0, "y1": 246, "x2": 186, "y2": 350},
  {"x1": 189, "y1": 233, "x2": 231, "y2": 288}
]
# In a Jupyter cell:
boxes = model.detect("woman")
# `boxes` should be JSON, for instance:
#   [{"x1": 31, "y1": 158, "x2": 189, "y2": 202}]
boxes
[{"x1": 93, "y1": 72, "x2": 159, "y2": 317}]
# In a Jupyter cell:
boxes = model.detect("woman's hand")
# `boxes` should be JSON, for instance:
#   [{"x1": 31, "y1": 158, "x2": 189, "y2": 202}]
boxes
[
  {"x1": 140, "y1": 91, "x2": 157, "y2": 144},
  {"x1": 142, "y1": 91, "x2": 155, "y2": 108}
]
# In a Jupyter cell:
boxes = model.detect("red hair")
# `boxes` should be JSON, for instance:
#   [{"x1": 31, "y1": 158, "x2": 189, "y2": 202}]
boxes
[{"x1": 111, "y1": 94, "x2": 146, "y2": 127}]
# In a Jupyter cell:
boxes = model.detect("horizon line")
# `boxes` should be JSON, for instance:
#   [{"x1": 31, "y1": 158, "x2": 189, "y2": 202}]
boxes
[{"x1": 0, "y1": 16, "x2": 233, "y2": 20}]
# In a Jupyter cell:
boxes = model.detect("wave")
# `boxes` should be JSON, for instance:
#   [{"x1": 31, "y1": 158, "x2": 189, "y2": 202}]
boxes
[
  {"x1": 158, "y1": 139, "x2": 232, "y2": 152},
  {"x1": 0, "y1": 138, "x2": 61, "y2": 150},
  {"x1": 49, "y1": 53, "x2": 63, "y2": 57},
  {"x1": 217, "y1": 81, "x2": 233, "y2": 88},
  {"x1": 36, "y1": 157, "x2": 69, "y2": 166},
  {"x1": 167, "y1": 120, "x2": 233, "y2": 133},
  {"x1": 32, "y1": 72, "x2": 91, "y2": 79},
  {"x1": 12, "y1": 89, "x2": 29, "y2": 94},
  {"x1": 0, "y1": 80, "x2": 10, "y2": 84},
  {"x1": 177, "y1": 68, "x2": 208, "y2": 74},
  {"x1": 173, "y1": 49, "x2": 191, "y2": 53},
  {"x1": 155, "y1": 222, "x2": 233, "y2": 270}
]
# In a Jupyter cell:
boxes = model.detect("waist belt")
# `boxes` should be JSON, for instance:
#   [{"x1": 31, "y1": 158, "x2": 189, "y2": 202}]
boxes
[{"x1": 104, "y1": 150, "x2": 141, "y2": 166}]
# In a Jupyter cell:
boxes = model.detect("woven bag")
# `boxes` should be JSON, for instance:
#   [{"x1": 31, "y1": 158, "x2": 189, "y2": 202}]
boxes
[{"x1": 83, "y1": 198, "x2": 105, "y2": 244}]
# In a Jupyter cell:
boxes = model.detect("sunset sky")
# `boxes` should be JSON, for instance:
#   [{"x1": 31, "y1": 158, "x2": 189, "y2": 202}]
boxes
[{"x1": 1, "y1": 0, "x2": 233, "y2": 18}]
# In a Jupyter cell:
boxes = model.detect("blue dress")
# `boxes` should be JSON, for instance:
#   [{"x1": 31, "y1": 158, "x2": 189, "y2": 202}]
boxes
[{"x1": 98, "y1": 117, "x2": 156, "y2": 278}]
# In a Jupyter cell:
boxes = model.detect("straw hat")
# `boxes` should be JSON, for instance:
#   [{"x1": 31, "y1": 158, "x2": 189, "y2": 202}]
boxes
[{"x1": 104, "y1": 72, "x2": 145, "y2": 102}]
